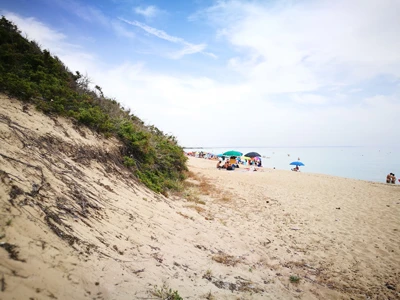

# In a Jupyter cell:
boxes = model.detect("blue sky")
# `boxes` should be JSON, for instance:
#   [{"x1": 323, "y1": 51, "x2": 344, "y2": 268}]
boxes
[{"x1": 2, "y1": 0, "x2": 400, "y2": 147}]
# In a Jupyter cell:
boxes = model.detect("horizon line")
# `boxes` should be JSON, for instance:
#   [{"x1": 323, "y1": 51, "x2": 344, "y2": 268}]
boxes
[{"x1": 183, "y1": 145, "x2": 364, "y2": 149}]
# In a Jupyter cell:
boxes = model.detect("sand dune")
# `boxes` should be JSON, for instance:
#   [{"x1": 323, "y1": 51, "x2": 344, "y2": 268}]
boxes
[{"x1": 0, "y1": 94, "x2": 399, "y2": 299}]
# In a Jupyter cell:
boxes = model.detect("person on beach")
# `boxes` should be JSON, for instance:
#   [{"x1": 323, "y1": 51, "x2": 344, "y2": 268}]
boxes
[
  {"x1": 223, "y1": 160, "x2": 229, "y2": 169},
  {"x1": 216, "y1": 160, "x2": 222, "y2": 169},
  {"x1": 224, "y1": 161, "x2": 235, "y2": 171},
  {"x1": 386, "y1": 173, "x2": 396, "y2": 184},
  {"x1": 386, "y1": 173, "x2": 392, "y2": 183}
]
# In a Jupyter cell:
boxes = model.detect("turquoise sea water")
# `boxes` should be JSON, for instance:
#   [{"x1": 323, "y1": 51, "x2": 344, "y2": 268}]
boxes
[{"x1": 185, "y1": 147, "x2": 400, "y2": 183}]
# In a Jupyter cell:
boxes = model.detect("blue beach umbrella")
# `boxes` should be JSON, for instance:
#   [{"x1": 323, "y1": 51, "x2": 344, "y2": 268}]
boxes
[{"x1": 290, "y1": 161, "x2": 305, "y2": 166}]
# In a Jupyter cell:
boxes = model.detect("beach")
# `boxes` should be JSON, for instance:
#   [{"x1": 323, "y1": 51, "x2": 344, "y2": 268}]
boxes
[
  {"x1": 186, "y1": 157, "x2": 400, "y2": 298},
  {"x1": 1, "y1": 95, "x2": 399, "y2": 299},
  {"x1": 185, "y1": 147, "x2": 400, "y2": 183}
]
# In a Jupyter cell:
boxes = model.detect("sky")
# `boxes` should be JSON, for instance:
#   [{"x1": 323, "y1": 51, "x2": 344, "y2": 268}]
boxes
[{"x1": 1, "y1": 0, "x2": 400, "y2": 147}]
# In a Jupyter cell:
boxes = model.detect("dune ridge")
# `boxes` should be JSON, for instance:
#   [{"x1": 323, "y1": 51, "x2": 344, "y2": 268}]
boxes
[{"x1": 0, "y1": 94, "x2": 399, "y2": 299}]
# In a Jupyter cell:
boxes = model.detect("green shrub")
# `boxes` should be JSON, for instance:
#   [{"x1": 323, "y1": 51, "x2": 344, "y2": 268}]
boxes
[
  {"x1": 123, "y1": 156, "x2": 136, "y2": 168},
  {"x1": 0, "y1": 16, "x2": 188, "y2": 194},
  {"x1": 152, "y1": 283, "x2": 183, "y2": 300},
  {"x1": 289, "y1": 275, "x2": 300, "y2": 283}
]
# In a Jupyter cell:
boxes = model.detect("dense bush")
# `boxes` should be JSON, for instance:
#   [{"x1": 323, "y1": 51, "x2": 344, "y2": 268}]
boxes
[{"x1": 0, "y1": 16, "x2": 187, "y2": 193}]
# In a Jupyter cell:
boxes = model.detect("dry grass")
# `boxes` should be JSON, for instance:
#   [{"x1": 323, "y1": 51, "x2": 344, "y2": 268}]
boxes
[
  {"x1": 219, "y1": 196, "x2": 231, "y2": 202},
  {"x1": 204, "y1": 213, "x2": 215, "y2": 221},
  {"x1": 212, "y1": 252, "x2": 241, "y2": 267},
  {"x1": 203, "y1": 291, "x2": 216, "y2": 300},
  {"x1": 202, "y1": 269, "x2": 213, "y2": 281},
  {"x1": 185, "y1": 204, "x2": 206, "y2": 214},
  {"x1": 196, "y1": 199, "x2": 206, "y2": 205},
  {"x1": 184, "y1": 171, "x2": 216, "y2": 195},
  {"x1": 176, "y1": 212, "x2": 193, "y2": 220},
  {"x1": 183, "y1": 170, "x2": 237, "y2": 205},
  {"x1": 218, "y1": 219, "x2": 227, "y2": 226}
]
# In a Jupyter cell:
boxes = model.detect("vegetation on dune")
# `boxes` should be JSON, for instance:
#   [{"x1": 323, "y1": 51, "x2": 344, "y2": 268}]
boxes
[{"x1": 0, "y1": 16, "x2": 187, "y2": 193}]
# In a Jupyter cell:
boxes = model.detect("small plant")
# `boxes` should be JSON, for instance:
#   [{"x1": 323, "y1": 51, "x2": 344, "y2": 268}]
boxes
[
  {"x1": 196, "y1": 199, "x2": 206, "y2": 205},
  {"x1": 202, "y1": 269, "x2": 213, "y2": 281},
  {"x1": 220, "y1": 196, "x2": 231, "y2": 202},
  {"x1": 0, "y1": 234, "x2": 5, "y2": 239},
  {"x1": 152, "y1": 283, "x2": 183, "y2": 300},
  {"x1": 123, "y1": 156, "x2": 136, "y2": 168},
  {"x1": 204, "y1": 291, "x2": 216, "y2": 300},
  {"x1": 6, "y1": 220, "x2": 12, "y2": 226},
  {"x1": 212, "y1": 252, "x2": 240, "y2": 267},
  {"x1": 289, "y1": 275, "x2": 300, "y2": 283},
  {"x1": 185, "y1": 204, "x2": 205, "y2": 214}
]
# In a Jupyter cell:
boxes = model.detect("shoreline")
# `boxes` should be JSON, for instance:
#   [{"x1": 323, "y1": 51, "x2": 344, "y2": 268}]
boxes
[{"x1": 187, "y1": 155, "x2": 398, "y2": 185}]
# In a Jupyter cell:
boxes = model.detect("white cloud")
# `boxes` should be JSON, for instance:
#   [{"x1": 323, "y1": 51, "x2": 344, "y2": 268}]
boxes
[
  {"x1": 170, "y1": 43, "x2": 206, "y2": 59},
  {"x1": 292, "y1": 94, "x2": 328, "y2": 105},
  {"x1": 120, "y1": 18, "x2": 183, "y2": 43},
  {"x1": 5, "y1": 12, "x2": 66, "y2": 49},
  {"x1": 51, "y1": 0, "x2": 135, "y2": 39},
  {"x1": 52, "y1": 0, "x2": 109, "y2": 26},
  {"x1": 5, "y1": 5, "x2": 400, "y2": 148},
  {"x1": 111, "y1": 21, "x2": 135, "y2": 38},
  {"x1": 134, "y1": 5, "x2": 161, "y2": 19},
  {"x1": 4, "y1": 12, "x2": 97, "y2": 78},
  {"x1": 119, "y1": 18, "x2": 214, "y2": 59},
  {"x1": 197, "y1": 0, "x2": 400, "y2": 91}
]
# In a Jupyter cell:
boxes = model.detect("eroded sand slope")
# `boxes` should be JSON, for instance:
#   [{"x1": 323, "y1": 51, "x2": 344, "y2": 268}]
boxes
[{"x1": 0, "y1": 94, "x2": 399, "y2": 299}]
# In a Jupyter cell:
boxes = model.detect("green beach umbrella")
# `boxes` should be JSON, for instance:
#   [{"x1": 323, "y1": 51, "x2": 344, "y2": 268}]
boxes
[{"x1": 223, "y1": 150, "x2": 243, "y2": 157}]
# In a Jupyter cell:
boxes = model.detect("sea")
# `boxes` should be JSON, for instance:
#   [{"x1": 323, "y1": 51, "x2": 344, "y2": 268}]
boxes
[{"x1": 184, "y1": 147, "x2": 400, "y2": 183}]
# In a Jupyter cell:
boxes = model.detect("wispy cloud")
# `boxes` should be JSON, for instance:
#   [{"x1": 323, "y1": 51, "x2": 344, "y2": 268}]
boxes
[
  {"x1": 51, "y1": 0, "x2": 135, "y2": 38},
  {"x1": 52, "y1": 0, "x2": 109, "y2": 26},
  {"x1": 291, "y1": 94, "x2": 328, "y2": 105},
  {"x1": 134, "y1": 5, "x2": 161, "y2": 19},
  {"x1": 111, "y1": 21, "x2": 135, "y2": 38},
  {"x1": 170, "y1": 43, "x2": 206, "y2": 59},
  {"x1": 194, "y1": 0, "x2": 400, "y2": 91},
  {"x1": 4, "y1": 11, "x2": 96, "y2": 74},
  {"x1": 121, "y1": 19, "x2": 182, "y2": 43},
  {"x1": 4, "y1": 12, "x2": 66, "y2": 47},
  {"x1": 119, "y1": 18, "x2": 215, "y2": 59}
]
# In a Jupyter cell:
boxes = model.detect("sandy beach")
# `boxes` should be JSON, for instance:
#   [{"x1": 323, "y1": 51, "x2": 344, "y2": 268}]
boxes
[{"x1": 1, "y1": 94, "x2": 399, "y2": 299}]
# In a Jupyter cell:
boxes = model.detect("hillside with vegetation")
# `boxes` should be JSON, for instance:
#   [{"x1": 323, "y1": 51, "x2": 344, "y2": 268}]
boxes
[{"x1": 0, "y1": 16, "x2": 187, "y2": 194}]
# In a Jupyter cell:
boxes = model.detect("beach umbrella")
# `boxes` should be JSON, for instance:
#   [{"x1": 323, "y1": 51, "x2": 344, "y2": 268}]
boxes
[
  {"x1": 289, "y1": 161, "x2": 305, "y2": 166},
  {"x1": 223, "y1": 150, "x2": 243, "y2": 157},
  {"x1": 244, "y1": 152, "x2": 262, "y2": 158}
]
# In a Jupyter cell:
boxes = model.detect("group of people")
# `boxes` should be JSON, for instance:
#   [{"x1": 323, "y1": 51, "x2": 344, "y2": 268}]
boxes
[
  {"x1": 291, "y1": 166, "x2": 300, "y2": 172},
  {"x1": 186, "y1": 151, "x2": 216, "y2": 159},
  {"x1": 216, "y1": 160, "x2": 237, "y2": 171},
  {"x1": 248, "y1": 159, "x2": 262, "y2": 167},
  {"x1": 386, "y1": 173, "x2": 397, "y2": 184}
]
